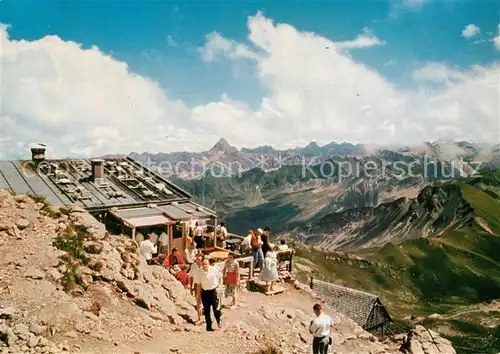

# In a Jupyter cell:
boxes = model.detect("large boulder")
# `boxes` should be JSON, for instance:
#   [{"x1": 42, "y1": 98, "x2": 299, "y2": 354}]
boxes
[
  {"x1": 400, "y1": 325, "x2": 456, "y2": 354},
  {"x1": 68, "y1": 210, "x2": 106, "y2": 240}
]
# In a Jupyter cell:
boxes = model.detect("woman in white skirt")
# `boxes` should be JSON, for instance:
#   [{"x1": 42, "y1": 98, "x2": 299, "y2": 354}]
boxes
[{"x1": 259, "y1": 250, "x2": 278, "y2": 292}]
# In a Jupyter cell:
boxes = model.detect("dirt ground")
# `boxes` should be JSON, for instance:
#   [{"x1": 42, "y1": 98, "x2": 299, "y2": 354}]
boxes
[
  {"x1": 77, "y1": 283, "x2": 392, "y2": 354},
  {"x1": 77, "y1": 285, "x2": 320, "y2": 353}
]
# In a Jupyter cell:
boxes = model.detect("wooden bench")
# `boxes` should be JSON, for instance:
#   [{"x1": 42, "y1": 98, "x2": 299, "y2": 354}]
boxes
[
  {"x1": 248, "y1": 278, "x2": 286, "y2": 295},
  {"x1": 276, "y1": 249, "x2": 294, "y2": 272}
]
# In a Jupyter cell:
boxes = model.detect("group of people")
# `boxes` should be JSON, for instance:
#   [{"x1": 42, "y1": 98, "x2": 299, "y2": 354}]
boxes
[
  {"x1": 191, "y1": 221, "x2": 228, "y2": 249},
  {"x1": 137, "y1": 226, "x2": 339, "y2": 354},
  {"x1": 244, "y1": 227, "x2": 288, "y2": 292},
  {"x1": 137, "y1": 219, "x2": 228, "y2": 268},
  {"x1": 138, "y1": 227, "x2": 240, "y2": 332}
]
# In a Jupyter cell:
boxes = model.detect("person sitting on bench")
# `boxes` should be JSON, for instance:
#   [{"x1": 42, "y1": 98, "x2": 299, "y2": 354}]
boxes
[
  {"x1": 163, "y1": 248, "x2": 186, "y2": 268},
  {"x1": 277, "y1": 239, "x2": 289, "y2": 251}
]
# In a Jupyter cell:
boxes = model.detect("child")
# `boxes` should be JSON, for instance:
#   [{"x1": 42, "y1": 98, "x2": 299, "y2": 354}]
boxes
[{"x1": 259, "y1": 250, "x2": 278, "y2": 292}]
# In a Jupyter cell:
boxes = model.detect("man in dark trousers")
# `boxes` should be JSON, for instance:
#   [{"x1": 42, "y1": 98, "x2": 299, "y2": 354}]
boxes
[
  {"x1": 309, "y1": 303, "x2": 337, "y2": 354},
  {"x1": 193, "y1": 222, "x2": 204, "y2": 249},
  {"x1": 198, "y1": 258, "x2": 222, "y2": 331},
  {"x1": 251, "y1": 229, "x2": 264, "y2": 271}
]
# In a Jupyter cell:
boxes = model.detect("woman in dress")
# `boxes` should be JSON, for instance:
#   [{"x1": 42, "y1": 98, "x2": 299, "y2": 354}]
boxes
[
  {"x1": 259, "y1": 249, "x2": 278, "y2": 292},
  {"x1": 222, "y1": 253, "x2": 240, "y2": 308}
]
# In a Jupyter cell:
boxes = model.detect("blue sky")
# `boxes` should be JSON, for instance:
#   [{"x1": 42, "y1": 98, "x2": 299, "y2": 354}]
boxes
[
  {"x1": 1, "y1": 0, "x2": 499, "y2": 157},
  {"x1": 3, "y1": 0, "x2": 498, "y2": 108}
]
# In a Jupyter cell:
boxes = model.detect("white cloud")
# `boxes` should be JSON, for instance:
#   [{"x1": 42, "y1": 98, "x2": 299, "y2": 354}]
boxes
[
  {"x1": 1, "y1": 14, "x2": 499, "y2": 159},
  {"x1": 197, "y1": 13, "x2": 499, "y2": 144},
  {"x1": 199, "y1": 32, "x2": 259, "y2": 62},
  {"x1": 494, "y1": 35, "x2": 500, "y2": 50},
  {"x1": 412, "y1": 62, "x2": 468, "y2": 83},
  {"x1": 470, "y1": 24, "x2": 500, "y2": 50},
  {"x1": 0, "y1": 24, "x2": 196, "y2": 158},
  {"x1": 493, "y1": 25, "x2": 500, "y2": 50},
  {"x1": 335, "y1": 27, "x2": 385, "y2": 50},
  {"x1": 389, "y1": 0, "x2": 432, "y2": 16},
  {"x1": 462, "y1": 24, "x2": 480, "y2": 39}
]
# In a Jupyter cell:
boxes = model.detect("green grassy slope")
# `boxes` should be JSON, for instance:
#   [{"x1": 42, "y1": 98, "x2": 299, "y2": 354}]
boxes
[{"x1": 294, "y1": 171, "x2": 500, "y2": 353}]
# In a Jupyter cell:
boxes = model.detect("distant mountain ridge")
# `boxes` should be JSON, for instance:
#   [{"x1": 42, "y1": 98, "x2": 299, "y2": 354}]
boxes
[
  {"x1": 174, "y1": 151, "x2": 497, "y2": 234},
  {"x1": 124, "y1": 138, "x2": 499, "y2": 180}
]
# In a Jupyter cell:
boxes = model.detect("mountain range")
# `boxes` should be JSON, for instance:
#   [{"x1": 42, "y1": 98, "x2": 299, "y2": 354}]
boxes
[
  {"x1": 121, "y1": 138, "x2": 499, "y2": 236},
  {"x1": 126, "y1": 138, "x2": 500, "y2": 180}
]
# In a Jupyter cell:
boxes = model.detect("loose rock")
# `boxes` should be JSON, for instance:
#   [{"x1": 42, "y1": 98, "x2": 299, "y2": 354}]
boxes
[{"x1": 15, "y1": 218, "x2": 30, "y2": 230}]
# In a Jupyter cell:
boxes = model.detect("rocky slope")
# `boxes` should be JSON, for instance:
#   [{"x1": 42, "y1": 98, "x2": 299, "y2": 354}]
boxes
[
  {"x1": 0, "y1": 191, "x2": 198, "y2": 353},
  {"x1": 175, "y1": 160, "x2": 430, "y2": 234},
  {"x1": 292, "y1": 184, "x2": 475, "y2": 250},
  {"x1": 0, "y1": 189, "x2": 457, "y2": 354}
]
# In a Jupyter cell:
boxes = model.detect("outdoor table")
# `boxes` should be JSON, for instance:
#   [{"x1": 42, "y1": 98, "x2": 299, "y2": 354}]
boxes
[
  {"x1": 225, "y1": 238, "x2": 241, "y2": 251},
  {"x1": 209, "y1": 251, "x2": 229, "y2": 261}
]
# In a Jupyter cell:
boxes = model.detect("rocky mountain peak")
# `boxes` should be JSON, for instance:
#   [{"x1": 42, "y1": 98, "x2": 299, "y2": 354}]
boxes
[
  {"x1": 208, "y1": 138, "x2": 238, "y2": 154},
  {"x1": 305, "y1": 141, "x2": 320, "y2": 149}
]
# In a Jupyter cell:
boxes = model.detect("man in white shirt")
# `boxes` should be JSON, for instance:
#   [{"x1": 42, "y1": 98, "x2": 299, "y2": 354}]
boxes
[
  {"x1": 244, "y1": 231, "x2": 252, "y2": 246},
  {"x1": 140, "y1": 234, "x2": 157, "y2": 265},
  {"x1": 199, "y1": 258, "x2": 222, "y2": 331},
  {"x1": 309, "y1": 303, "x2": 336, "y2": 354}
]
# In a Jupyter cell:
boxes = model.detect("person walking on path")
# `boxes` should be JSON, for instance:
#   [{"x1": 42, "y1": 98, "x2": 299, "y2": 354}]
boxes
[
  {"x1": 199, "y1": 258, "x2": 222, "y2": 332},
  {"x1": 251, "y1": 229, "x2": 264, "y2": 272},
  {"x1": 215, "y1": 221, "x2": 228, "y2": 249},
  {"x1": 309, "y1": 303, "x2": 336, "y2": 354},
  {"x1": 222, "y1": 253, "x2": 240, "y2": 308}
]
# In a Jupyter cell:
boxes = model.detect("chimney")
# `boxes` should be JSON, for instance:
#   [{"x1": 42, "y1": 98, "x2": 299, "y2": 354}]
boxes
[
  {"x1": 91, "y1": 159, "x2": 105, "y2": 183},
  {"x1": 31, "y1": 144, "x2": 46, "y2": 164}
]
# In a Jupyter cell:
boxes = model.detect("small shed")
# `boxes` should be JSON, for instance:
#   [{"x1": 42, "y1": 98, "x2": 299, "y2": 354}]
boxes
[{"x1": 310, "y1": 279, "x2": 392, "y2": 336}]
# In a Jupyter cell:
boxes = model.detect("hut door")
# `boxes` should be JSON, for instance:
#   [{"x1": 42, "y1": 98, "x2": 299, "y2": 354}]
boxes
[{"x1": 171, "y1": 222, "x2": 183, "y2": 252}]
